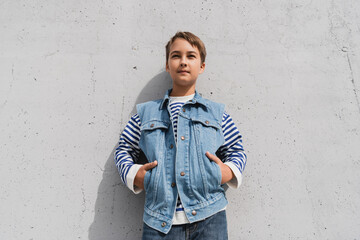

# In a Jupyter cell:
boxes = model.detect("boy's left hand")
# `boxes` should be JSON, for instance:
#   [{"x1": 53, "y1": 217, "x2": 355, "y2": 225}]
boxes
[{"x1": 205, "y1": 151, "x2": 234, "y2": 184}]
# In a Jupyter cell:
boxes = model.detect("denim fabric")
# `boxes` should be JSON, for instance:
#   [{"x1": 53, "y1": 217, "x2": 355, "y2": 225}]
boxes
[
  {"x1": 136, "y1": 89, "x2": 228, "y2": 234},
  {"x1": 142, "y1": 210, "x2": 228, "y2": 240}
]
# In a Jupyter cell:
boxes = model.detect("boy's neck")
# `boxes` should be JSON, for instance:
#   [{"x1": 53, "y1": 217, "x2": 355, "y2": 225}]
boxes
[{"x1": 170, "y1": 85, "x2": 196, "y2": 97}]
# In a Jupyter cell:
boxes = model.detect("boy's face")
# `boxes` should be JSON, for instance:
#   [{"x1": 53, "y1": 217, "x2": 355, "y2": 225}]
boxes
[{"x1": 166, "y1": 38, "x2": 205, "y2": 91}]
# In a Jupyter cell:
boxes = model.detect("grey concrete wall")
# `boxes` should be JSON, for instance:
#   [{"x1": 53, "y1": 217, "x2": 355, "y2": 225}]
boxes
[{"x1": 1, "y1": 0, "x2": 359, "y2": 239}]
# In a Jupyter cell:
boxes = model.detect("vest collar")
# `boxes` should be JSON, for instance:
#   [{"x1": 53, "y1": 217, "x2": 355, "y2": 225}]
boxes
[{"x1": 159, "y1": 88, "x2": 207, "y2": 110}]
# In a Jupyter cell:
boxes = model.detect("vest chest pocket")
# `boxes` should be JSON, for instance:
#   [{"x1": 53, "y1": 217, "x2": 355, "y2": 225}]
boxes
[
  {"x1": 191, "y1": 117, "x2": 222, "y2": 150},
  {"x1": 140, "y1": 120, "x2": 170, "y2": 131},
  {"x1": 139, "y1": 120, "x2": 170, "y2": 155}
]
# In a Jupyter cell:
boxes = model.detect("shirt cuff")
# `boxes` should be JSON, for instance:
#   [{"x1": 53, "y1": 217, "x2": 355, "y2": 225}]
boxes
[
  {"x1": 126, "y1": 164, "x2": 143, "y2": 194},
  {"x1": 224, "y1": 161, "x2": 243, "y2": 189}
]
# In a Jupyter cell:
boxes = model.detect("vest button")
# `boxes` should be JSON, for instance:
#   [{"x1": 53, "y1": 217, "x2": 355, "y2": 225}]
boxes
[
  {"x1": 171, "y1": 182, "x2": 176, "y2": 187},
  {"x1": 192, "y1": 210, "x2": 197, "y2": 216},
  {"x1": 150, "y1": 123, "x2": 154, "y2": 128},
  {"x1": 161, "y1": 222, "x2": 166, "y2": 227},
  {"x1": 181, "y1": 136, "x2": 185, "y2": 140},
  {"x1": 205, "y1": 120, "x2": 209, "y2": 124},
  {"x1": 180, "y1": 172, "x2": 185, "y2": 176},
  {"x1": 170, "y1": 144, "x2": 174, "y2": 149},
  {"x1": 182, "y1": 108, "x2": 186, "y2": 112}
]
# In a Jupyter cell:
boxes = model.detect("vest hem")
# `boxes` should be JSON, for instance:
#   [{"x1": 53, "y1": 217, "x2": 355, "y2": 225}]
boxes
[{"x1": 143, "y1": 194, "x2": 228, "y2": 234}]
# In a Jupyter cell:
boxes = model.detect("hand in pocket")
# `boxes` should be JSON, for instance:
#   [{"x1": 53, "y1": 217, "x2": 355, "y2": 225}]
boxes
[
  {"x1": 134, "y1": 160, "x2": 158, "y2": 189},
  {"x1": 205, "y1": 152, "x2": 234, "y2": 184}
]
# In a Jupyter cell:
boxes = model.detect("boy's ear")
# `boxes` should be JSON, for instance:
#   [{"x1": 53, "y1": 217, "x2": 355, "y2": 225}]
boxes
[
  {"x1": 199, "y1": 62, "x2": 206, "y2": 74},
  {"x1": 166, "y1": 62, "x2": 169, "y2": 72}
]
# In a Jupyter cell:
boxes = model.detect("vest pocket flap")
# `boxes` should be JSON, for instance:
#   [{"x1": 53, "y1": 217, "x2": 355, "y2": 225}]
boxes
[
  {"x1": 191, "y1": 117, "x2": 221, "y2": 130},
  {"x1": 140, "y1": 120, "x2": 170, "y2": 131}
]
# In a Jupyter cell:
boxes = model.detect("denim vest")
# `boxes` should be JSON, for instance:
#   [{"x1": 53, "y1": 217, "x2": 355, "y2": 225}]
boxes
[{"x1": 136, "y1": 89, "x2": 227, "y2": 234}]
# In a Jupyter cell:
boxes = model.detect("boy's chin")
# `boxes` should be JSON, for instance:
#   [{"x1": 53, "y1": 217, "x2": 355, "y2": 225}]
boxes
[{"x1": 173, "y1": 79, "x2": 197, "y2": 87}]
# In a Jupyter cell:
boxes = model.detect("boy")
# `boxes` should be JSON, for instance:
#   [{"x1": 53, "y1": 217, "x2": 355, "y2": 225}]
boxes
[{"x1": 115, "y1": 32, "x2": 247, "y2": 239}]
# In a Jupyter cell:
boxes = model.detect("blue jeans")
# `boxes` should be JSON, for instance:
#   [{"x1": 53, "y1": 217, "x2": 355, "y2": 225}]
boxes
[{"x1": 142, "y1": 210, "x2": 228, "y2": 240}]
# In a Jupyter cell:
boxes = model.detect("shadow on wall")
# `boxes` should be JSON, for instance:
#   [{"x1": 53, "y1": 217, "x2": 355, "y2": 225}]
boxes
[{"x1": 88, "y1": 71, "x2": 172, "y2": 240}]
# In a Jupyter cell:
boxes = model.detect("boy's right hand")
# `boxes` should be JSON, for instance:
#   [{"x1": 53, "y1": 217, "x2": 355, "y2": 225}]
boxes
[{"x1": 134, "y1": 160, "x2": 158, "y2": 190}]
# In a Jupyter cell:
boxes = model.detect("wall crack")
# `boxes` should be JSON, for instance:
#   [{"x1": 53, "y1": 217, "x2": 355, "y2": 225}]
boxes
[{"x1": 346, "y1": 52, "x2": 360, "y2": 114}]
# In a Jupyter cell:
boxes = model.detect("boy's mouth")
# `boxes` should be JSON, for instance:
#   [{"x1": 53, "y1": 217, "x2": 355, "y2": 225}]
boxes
[{"x1": 178, "y1": 70, "x2": 190, "y2": 73}]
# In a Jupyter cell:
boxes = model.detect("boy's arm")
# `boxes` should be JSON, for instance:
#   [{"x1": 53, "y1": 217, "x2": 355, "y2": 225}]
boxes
[
  {"x1": 114, "y1": 114, "x2": 144, "y2": 194},
  {"x1": 217, "y1": 112, "x2": 247, "y2": 188}
]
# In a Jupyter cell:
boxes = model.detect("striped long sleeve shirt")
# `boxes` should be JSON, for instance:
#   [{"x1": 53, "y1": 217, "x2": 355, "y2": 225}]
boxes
[{"x1": 115, "y1": 94, "x2": 247, "y2": 224}]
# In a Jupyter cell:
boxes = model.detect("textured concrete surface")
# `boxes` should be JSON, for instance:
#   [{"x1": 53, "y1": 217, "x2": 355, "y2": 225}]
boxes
[{"x1": 1, "y1": 0, "x2": 360, "y2": 239}]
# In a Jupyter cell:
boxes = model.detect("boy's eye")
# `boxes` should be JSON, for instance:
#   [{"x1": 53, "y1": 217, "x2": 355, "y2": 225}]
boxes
[
  {"x1": 188, "y1": 55, "x2": 196, "y2": 58},
  {"x1": 172, "y1": 55, "x2": 180, "y2": 58}
]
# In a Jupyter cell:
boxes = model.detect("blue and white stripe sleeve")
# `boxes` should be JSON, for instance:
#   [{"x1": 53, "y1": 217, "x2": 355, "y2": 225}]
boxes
[
  {"x1": 114, "y1": 114, "x2": 143, "y2": 194},
  {"x1": 218, "y1": 112, "x2": 247, "y2": 189}
]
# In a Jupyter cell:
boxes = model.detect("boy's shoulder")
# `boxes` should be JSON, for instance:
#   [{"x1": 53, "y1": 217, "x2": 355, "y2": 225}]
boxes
[
  {"x1": 198, "y1": 95, "x2": 225, "y2": 109},
  {"x1": 198, "y1": 96, "x2": 225, "y2": 122},
  {"x1": 135, "y1": 98, "x2": 165, "y2": 121},
  {"x1": 136, "y1": 98, "x2": 163, "y2": 109}
]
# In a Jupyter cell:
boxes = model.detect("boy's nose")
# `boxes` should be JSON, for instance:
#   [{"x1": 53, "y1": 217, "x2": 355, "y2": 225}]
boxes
[{"x1": 180, "y1": 56, "x2": 188, "y2": 66}]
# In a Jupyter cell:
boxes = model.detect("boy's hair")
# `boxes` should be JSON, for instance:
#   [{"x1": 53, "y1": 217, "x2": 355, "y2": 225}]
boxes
[{"x1": 165, "y1": 31, "x2": 206, "y2": 64}]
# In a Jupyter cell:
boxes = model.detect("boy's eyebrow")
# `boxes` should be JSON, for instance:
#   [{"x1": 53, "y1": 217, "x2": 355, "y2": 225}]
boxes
[{"x1": 170, "y1": 50, "x2": 198, "y2": 55}]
